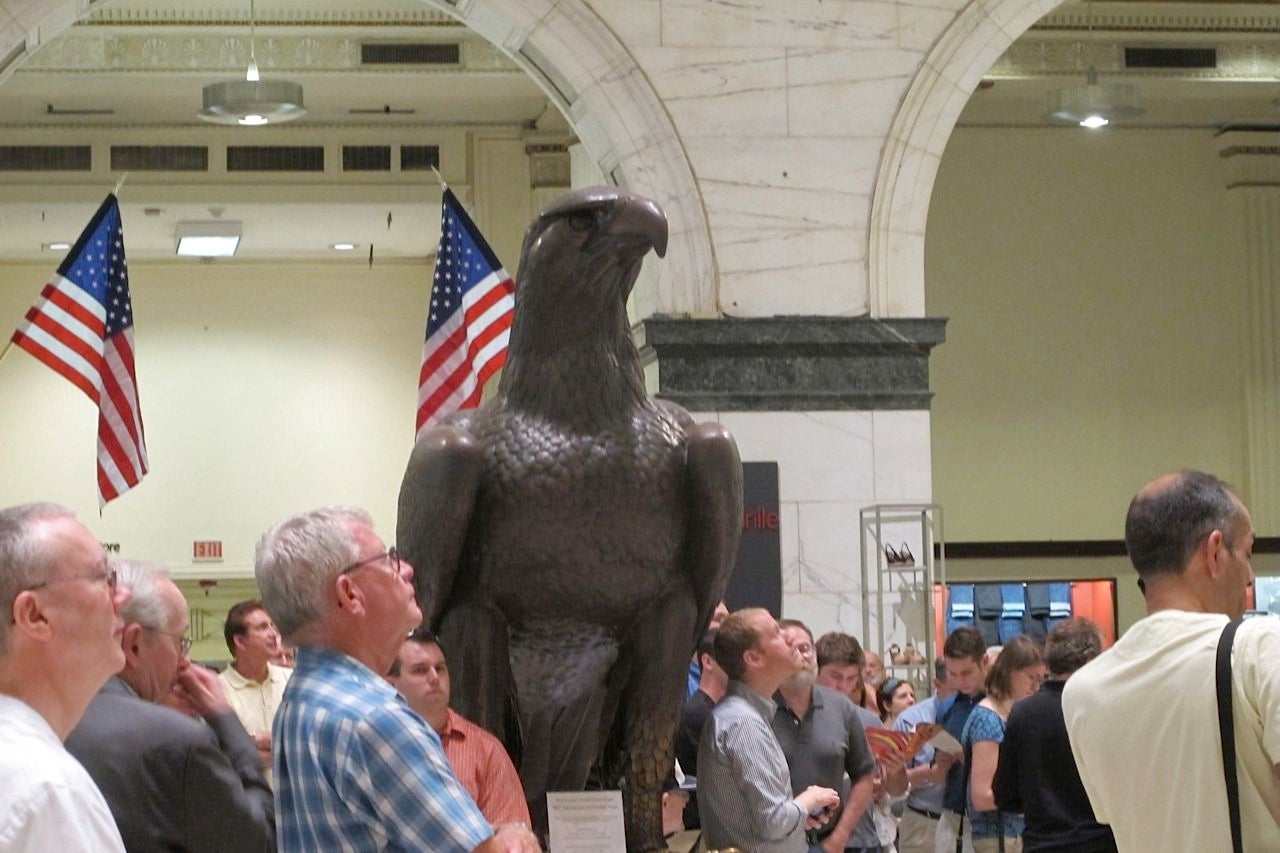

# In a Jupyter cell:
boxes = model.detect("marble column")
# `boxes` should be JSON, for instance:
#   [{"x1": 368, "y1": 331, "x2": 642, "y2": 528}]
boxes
[
  {"x1": 641, "y1": 315, "x2": 945, "y2": 638},
  {"x1": 1219, "y1": 132, "x2": 1280, "y2": 532}
]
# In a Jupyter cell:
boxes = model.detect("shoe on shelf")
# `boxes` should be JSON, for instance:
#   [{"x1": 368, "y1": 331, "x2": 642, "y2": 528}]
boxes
[
  {"x1": 899, "y1": 543, "x2": 915, "y2": 566},
  {"x1": 884, "y1": 544, "x2": 902, "y2": 566},
  {"x1": 889, "y1": 644, "x2": 906, "y2": 665},
  {"x1": 905, "y1": 642, "x2": 926, "y2": 665}
]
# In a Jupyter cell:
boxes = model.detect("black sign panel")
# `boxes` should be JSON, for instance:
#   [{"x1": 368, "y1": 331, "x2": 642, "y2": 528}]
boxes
[{"x1": 723, "y1": 462, "x2": 782, "y2": 618}]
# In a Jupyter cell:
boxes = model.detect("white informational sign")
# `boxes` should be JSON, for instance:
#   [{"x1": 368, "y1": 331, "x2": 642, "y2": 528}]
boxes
[{"x1": 546, "y1": 790, "x2": 627, "y2": 853}]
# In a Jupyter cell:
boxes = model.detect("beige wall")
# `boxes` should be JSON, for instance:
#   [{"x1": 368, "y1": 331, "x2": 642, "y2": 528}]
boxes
[
  {"x1": 0, "y1": 259, "x2": 430, "y2": 578},
  {"x1": 927, "y1": 127, "x2": 1247, "y2": 543}
]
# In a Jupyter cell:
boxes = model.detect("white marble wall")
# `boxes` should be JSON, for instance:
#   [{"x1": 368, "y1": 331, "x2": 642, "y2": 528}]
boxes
[{"x1": 693, "y1": 409, "x2": 934, "y2": 645}]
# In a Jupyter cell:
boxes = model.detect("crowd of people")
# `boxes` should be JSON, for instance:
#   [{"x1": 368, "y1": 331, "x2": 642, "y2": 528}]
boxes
[{"x1": 0, "y1": 469, "x2": 1277, "y2": 852}]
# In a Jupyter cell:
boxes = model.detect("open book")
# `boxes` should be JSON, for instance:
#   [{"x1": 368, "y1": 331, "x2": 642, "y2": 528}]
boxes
[{"x1": 866, "y1": 723, "x2": 963, "y2": 763}]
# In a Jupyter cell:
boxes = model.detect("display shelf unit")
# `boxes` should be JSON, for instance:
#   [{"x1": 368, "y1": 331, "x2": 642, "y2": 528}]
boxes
[{"x1": 859, "y1": 503, "x2": 944, "y2": 697}]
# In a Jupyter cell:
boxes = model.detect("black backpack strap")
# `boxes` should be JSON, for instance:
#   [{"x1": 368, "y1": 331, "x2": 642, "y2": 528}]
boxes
[{"x1": 1216, "y1": 618, "x2": 1244, "y2": 853}]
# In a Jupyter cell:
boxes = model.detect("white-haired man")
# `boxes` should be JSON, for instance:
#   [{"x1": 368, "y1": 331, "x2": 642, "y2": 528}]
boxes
[
  {"x1": 66, "y1": 560, "x2": 275, "y2": 853},
  {"x1": 255, "y1": 506, "x2": 538, "y2": 853},
  {"x1": 0, "y1": 502, "x2": 130, "y2": 851}
]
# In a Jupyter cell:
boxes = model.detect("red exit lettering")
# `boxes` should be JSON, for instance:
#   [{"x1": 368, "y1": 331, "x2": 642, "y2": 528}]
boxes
[{"x1": 193, "y1": 540, "x2": 223, "y2": 561}]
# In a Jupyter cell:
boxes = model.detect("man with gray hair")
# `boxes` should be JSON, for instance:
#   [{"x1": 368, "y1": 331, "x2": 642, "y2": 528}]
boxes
[
  {"x1": 255, "y1": 506, "x2": 538, "y2": 853},
  {"x1": 0, "y1": 502, "x2": 130, "y2": 851},
  {"x1": 1063, "y1": 471, "x2": 1280, "y2": 852},
  {"x1": 66, "y1": 559, "x2": 275, "y2": 853}
]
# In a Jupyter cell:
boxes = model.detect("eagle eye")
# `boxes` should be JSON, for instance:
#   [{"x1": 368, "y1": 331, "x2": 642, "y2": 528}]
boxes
[{"x1": 567, "y1": 209, "x2": 602, "y2": 233}]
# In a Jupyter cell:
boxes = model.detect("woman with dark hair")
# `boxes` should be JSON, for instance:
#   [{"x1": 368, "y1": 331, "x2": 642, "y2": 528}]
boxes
[
  {"x1": 960, "y1": 635, "x2": 1046, "y2": 853},
  {"x1": 877, "y1": 676, "x2": 916, "y2": 726},
  {"x1": 993, "y1": 620, "x2": 1117, "y2": 852}
]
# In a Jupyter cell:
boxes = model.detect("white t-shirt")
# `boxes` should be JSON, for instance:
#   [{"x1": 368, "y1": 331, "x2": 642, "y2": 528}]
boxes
[
  {"x1": 1062, "y1": 610, "x2": 1280, "y2": 853},
  {"x1": 0, "y1": 693, "x2": 125, "y2": 852}
]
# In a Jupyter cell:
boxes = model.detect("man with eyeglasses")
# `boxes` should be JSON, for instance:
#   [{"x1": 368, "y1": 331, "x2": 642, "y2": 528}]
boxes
[
  {"x1": 66, "y1": 560, "x2": 275, "y2": 853},
  {"x1": 0, "y1": 502, "x2": 130, "y2": 852},
  {"x1": 255, "y1": 506, "x2": 539, "y2": 853}
]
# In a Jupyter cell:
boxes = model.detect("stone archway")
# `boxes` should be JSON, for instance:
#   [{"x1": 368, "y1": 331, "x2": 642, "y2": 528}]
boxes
[
  {"x1": 0, "y1": 0, "x2": 717, "y2": 318},
  {"x1": 868, "y1": 0, "x2": 1065, "y2": 318}
]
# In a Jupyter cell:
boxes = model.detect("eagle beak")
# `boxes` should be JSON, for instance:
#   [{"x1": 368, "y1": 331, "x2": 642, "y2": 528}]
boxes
[{"x1": 610, "y1": 195, "x2": 668, "y2": 259}]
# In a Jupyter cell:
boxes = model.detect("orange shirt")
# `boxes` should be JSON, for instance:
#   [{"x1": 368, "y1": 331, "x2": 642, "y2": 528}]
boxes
[{"x1": 438, "y1": 708, "x2": 532, "y2": 827}]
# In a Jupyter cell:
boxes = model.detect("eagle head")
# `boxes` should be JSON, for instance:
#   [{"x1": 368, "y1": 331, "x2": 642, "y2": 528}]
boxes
[{"x1": 514, "y1": 187, "x2": 668, "y2": 304}]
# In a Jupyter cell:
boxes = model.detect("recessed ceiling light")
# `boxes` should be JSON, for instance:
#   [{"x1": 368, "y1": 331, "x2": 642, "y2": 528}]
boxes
[
  {"x1": 331, "y1": 242, "x2": 358, "y2": 251},
  {"x1": 175, "y1": 221, "x2": 242, "y2": 258},
  {"x1": 44, "y1": 241, "x2": 72, "y2": 252}
]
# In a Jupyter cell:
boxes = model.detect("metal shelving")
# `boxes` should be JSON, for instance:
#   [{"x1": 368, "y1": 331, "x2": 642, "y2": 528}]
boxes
[{"x1": 859, "y1": 503, "x2": 945, "y2": 698}]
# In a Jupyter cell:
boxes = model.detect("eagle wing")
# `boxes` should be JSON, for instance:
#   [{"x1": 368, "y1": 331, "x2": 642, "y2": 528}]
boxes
[
  {"x1": 396, "y1": 424, "x2": 485, "y2": 627},
  {"x1": 679, "y1": 416, "x2": 743, "y2": 645}
]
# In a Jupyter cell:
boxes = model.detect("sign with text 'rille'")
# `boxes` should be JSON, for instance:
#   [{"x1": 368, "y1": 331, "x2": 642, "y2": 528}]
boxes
[
  {"x1": 724, "y1": 461, "x2": 782, "y2": 618},
  {"x1": 192, "y1": 540, "x2": 223, "y2": 562}
]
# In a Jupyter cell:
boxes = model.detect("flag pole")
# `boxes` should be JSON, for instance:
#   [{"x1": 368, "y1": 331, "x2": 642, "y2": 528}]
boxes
[
  {"x1": 430, "y1": 165, "x2": 448, "y2": 192},
  {"x1": 0, "y1": 339, "x2": 14, "y2": 368},
  {"x1": 113, "y1": 172, "x2": 129, "y2": 196}
]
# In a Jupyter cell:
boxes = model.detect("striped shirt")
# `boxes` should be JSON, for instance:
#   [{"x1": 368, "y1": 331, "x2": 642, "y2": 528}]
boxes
[
  {"x1": 274, "y1": 646, "x2": 493, "y2": 853},
  {"x1": 697, "y1": 680, "x2": 808, "y2": 853},
  {"x1": 438, "y1": 708, "x2": 531, "y2": 827}
]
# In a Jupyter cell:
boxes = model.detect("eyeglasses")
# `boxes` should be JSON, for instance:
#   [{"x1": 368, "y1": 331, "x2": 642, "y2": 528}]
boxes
[
  {"x1": 146, "y1": 626, "x2": 193, "y2": 656},
  {"x1": 25, "y1": 567, "x2": 118, "y2": 594},
  {"x1": 338, "y1": 546, "x2": 400, "y2": 578}
]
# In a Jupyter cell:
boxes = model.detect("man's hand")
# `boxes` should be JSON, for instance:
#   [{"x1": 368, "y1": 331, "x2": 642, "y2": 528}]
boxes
[
  {"x1": 251, "y1": 731, "x2": 272, "y2": 768},
  {"x1": 173, "y1": 662, "x2": 233, "y2": 718},
  {"x1": 489, "y1": 823, "x2": 541, "y2": 853},
  {"x1": 796, "y1": 785, "x2": 840, "y2": 829}
]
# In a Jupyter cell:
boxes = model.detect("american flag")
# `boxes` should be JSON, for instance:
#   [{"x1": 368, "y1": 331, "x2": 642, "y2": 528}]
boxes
[
  {"x1": 416, "y1": 188, "x2": 515, "y2": 440},
  {"x1": 11, "y1": 194, "x2": 148, "y2": 508}
]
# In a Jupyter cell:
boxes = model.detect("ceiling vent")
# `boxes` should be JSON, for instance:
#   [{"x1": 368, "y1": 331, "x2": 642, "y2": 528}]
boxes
[
  {"x1": 1124, "y1": 47, "x2": 1217, "y2": 69},
  {"x1": 361, "y1": 43, "x2": 460, "y2": 65},
  {"x1": 0, "y1": 145, "x2": 91, "y2": 171},
  {"x1": 343, "y1": 145, "x2": 391, "y2": 171},
  {"x1": 226, "y1": 146, "x2": 324, "y2": 172},
  {"x1": 111, "y1": 146, "x2": 208, "y2": 171},
  {"x1": 400, "y1": 145, "x2": 440, "y2": 171}
]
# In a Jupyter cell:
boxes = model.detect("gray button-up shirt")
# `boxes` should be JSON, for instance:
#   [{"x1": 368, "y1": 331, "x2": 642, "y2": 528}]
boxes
[{"x1": 698, "y1": 680, "x2": 808, "y2": 853}]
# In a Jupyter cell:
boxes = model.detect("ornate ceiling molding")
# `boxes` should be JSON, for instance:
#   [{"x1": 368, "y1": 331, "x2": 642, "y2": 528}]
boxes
[
  {"x1": 20, "y1": 32, "x2": 522, "y2": 74},
  {"x1": 988, "y1": 36, "x2": 1280, "y2": 79},
  {"x1": 83, "y1": 7, "x2": 456, "y2": 27},
  {"x1": 1034, "y1": 3, "x2": 1280, "y2": 35}
]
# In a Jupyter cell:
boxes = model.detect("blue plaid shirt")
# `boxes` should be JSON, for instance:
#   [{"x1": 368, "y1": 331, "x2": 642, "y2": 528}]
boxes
[{"x1": 274, "y1": 646, "x2": 493, "y2": 853}]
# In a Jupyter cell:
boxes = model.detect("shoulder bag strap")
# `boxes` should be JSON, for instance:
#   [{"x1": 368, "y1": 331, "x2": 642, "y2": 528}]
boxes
[{"x1": 1216, "y1": 617, "x2": 1244, "y2": 853}]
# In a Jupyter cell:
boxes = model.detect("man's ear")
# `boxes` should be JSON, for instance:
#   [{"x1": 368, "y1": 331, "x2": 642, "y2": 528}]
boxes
[
  {"x1": 121, "y1": 622, "x2": 146, "y2": 666},
  {"x1": 1203, "y1": 529, "x2": 1227, "y2": 579},
  {"x1": 334, "y1": 574, "x2": 366, "y2": 616},
  {"x1": 742, "y1": 646, "x2": 765, "y2": 671},
  {"x1": 9, "y1": 591, "x2": 51, "y2": 642}
]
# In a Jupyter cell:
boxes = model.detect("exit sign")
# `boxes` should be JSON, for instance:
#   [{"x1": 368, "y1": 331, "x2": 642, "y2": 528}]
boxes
[{"x1": 193, "y1": 540, "x2": 223, "y2": 562}]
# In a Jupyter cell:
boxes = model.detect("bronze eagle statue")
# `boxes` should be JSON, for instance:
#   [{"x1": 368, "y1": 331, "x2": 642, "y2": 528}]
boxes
[{"x1": 397, "y1": 187, "x2": 742, "y2": 851}]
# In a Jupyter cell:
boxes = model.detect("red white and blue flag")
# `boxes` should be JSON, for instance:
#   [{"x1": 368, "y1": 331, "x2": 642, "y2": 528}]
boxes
[
  {"x1": 11, "y1": 194, "x2": 148, "y2": 508},
  {"x1": 416, "y1": 188, "x2": 515, "y2": 440}
]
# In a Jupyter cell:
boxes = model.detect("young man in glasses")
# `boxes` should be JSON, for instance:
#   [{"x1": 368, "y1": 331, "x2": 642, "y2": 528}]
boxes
[
  {"x1": 66, "y1": 559, "x2": 275, "y2": 853},
  {"x1": 0, "y1": 502, "x2": 132, "y2": 852},
  {"x1": 255, "y1": 506, "x2": 538, "y2": 853}
]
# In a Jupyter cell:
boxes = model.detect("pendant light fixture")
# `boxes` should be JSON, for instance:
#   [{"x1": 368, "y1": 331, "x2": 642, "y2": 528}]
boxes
[
  {"x1": 1044, "y1": 1, "x2": 1144, "y2": 129},
  {"x1": 198, "y1": 0, "x2": 306, "y2": 126}
]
